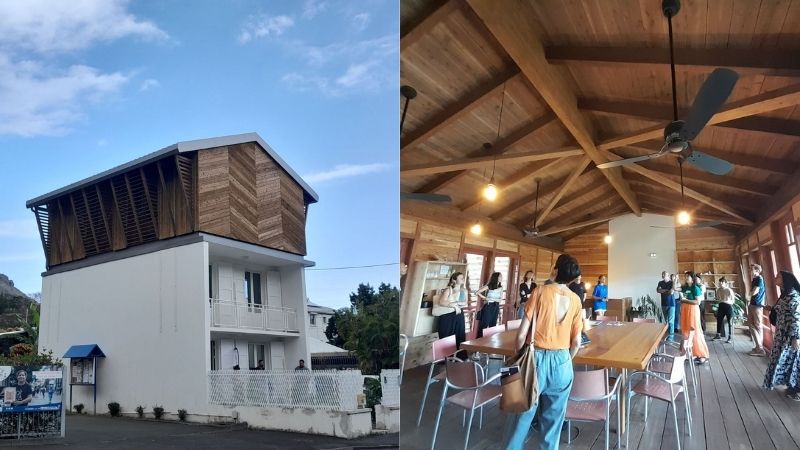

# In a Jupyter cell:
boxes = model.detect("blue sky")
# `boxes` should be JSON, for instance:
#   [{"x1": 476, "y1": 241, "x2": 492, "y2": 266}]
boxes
[{"x1": 0, "y1": 0, "x2": 399, "y2": 308}]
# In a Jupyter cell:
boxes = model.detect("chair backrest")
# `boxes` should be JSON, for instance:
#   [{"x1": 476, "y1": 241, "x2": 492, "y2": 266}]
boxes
[
  {"x1": 571, "y1": 368, "x2": 608, "y2": 399},
  {"x1": 400, "y1": 334, "x2": 409, "y2": 356},
  {"x1": 596, "y1": 316, "x2": 618, "y2": 322},
  {"x1": 432, "y1": 335, "x2": 458, "y2": 361},
  {"x1": 445, "y1": 358, "x2": 482, "y2": 389},
  {"x1": 633, "y1": 318, "x2": 656, "y2": 323},
  {"x1": 506, "y1": 319, "x2": 522, "y2": 331},
  {"x1": 682, "y1": 329, "x2": 695, "y2": 354},
  {"x1": 668, "y1": 354, "x2": 687, "y2": 383},
  {"x1": 483, "y1": 324, "x2": 506, "y2": 338}
]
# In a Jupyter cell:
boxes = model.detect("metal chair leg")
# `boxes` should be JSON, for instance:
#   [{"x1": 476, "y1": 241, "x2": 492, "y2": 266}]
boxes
[
  {"x1": 479, "y1": 406, "x2": 483, "y2": 429},
  {"x1": 417, "y1": 364, "x2": 436, "y2": 426},
  {"x1": 644, "y1": 396, "x2": 649, "y2": 422},
  {"x1": 626, "y1": 391, "x2": 632, "y2": 449},
  {"x1": 464, "y1": 407, "x2": 476, "y2": 450},
  {"x1": 605, "y1": 402, "x2": 610, "y2": 450},
  {"x1": 567, "y1": 421, "x2": 572, "y2": 444},
  {"x1": 672, "y1": 401, "x2": 681, "y2": 450},
  {"x1": 462, "y1": 410, "x2": 465, "y2": 427},
  {"x1": 430, "y1": 386, "x2": 448, "y2": 450},
  {"x1": 617, "y1": 395, "x2": 622, "y2": 449}
]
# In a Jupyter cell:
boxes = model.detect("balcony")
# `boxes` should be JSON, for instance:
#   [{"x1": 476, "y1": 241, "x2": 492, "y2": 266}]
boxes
[{"x1": 210, "y1": 299, "x2": 299, "y2": 333}]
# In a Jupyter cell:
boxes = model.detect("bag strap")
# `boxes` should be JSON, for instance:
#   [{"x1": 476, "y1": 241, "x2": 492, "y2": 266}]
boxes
[{"x1": 524, "y1": 287, "x2": 540, "y2": 346}]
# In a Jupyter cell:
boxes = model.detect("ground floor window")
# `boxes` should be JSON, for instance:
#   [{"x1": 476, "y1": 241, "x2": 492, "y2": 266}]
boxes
[{"x1": 248, "y1": 343, "x2": 266, "y2": 369}]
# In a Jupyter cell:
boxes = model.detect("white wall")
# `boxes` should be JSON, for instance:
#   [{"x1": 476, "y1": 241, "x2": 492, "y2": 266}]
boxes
[
  {"x1": 279, "y1": 266, "x2": 311, "y2": 368},
  {"x1": 608, "y1": 213, "x2": 677, "y2": 301},
  {"x1": 40, "y1": 242, "x2": 209, "y2": 415},
  {"x1": 308, "y1": 313, "x2": 333, "y2": 341}
]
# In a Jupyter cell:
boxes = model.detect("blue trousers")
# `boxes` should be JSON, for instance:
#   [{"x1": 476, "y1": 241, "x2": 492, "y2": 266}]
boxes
[
  {"x1": 505, "y1": 349, "x2": 574, "y2": 450},
  {"x1": 664, "y1": 306, "x2": 676, "y2": 336}
]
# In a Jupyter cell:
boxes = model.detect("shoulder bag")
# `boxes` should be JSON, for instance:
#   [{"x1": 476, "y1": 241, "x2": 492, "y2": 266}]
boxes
[{"x1": 500, "y1": 295, "x2": 539, "y2": 413}]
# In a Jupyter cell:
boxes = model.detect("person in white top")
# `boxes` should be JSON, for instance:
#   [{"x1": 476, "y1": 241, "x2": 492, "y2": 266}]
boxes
[
  {"x1": 475, "y1": 272, "x2": 503, "y2": 337},
  {"x1": 435, "y1": 272, "x2": 468, "y2": 348},
  {"x1": 713, "y1": 277, "x2": 735, "y2": 343}
]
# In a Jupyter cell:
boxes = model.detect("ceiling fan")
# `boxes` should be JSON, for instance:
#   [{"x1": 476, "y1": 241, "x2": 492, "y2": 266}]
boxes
[
  {"x1": 400, "y1": 192, "x2": 452, "y2": 202},
  {"x1": 596, "y1": 0, "x2": 737, "y2": 176},
  {"x1": 650, "y1": 220, "x2": 722, "y2": 230},
  {"x1": 522, "y1": 178, "x2": 542, "y2": 237}
]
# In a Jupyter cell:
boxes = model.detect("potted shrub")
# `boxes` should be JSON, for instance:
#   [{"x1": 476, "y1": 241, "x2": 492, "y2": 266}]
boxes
[
  {"x1": 177, "y1": 409, "x2": 187, "y2": 422},
  {"x1": 108, "y1": 402, "x2": 121, "y2": 417},
  {"x1": 152, "y1": 406, "x2": 164, "y2": 420},
  {"x1": 135, "y1": 405, "x2": 144, "y2": 418},
  {"x1": 74, "y1": 403, "x2": 84, "y2": 414}
]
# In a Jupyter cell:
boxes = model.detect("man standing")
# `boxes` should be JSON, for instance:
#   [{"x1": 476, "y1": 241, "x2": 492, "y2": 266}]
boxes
[
  {"x1": 295, "y1": 359, "x2": 309, "y2": 370},
  {"x1": 714, "y1": 278, "x2": 735, "y2": 343},
  {"x1": 657, "y1": 271, "x2": 675, "y2": 338},
  {"x1": 10, "y1": 370, "x2": 33, "y2": 407},
  {"x1": 748, "y1": 264, "x2": 767, "y2": 356}
]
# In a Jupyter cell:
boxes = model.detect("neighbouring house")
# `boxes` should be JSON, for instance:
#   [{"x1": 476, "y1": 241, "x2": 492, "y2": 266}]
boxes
[
  {"x1": 27, "y1": 133, "x2": 321, "y2": 425},
  {"x1": 306, "y1": 301, "x2": 354, "y2": 369},
  {"x1": 306, "y1": 300, "x2": 335, "y2": 342}
]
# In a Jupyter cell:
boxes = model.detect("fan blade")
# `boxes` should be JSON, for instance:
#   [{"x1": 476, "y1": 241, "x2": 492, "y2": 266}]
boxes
[
  {"x1": 650, "y1": 225, "x2": 677, "y2": 229},
  {"x1": 679, "y1": 68, "x2": 738, "y2": 141},
  {"x1": 693, "y1": 221, "x2": 722, "y2": 228},
  {"x1": 400, "y1": 193, "x2": 452, "y2": 202},
  {"x1": 685, "y1": 150, "x2": 734, "y2": 175},
  {"x1": 597, "y1": 152, "x2": 667, "y2": 169}
]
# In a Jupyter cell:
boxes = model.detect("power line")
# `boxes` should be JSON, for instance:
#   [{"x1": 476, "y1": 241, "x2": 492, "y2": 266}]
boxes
[{"x1": 306, "y1": 263, "x2": 399, "y2": 271}]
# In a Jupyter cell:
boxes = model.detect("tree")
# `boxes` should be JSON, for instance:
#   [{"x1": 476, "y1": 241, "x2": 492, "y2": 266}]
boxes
[
  {"x1": 15, "y1": 302, "x2": 39, "y2": 349},
  {"x1": 325, "y1": 307, "x2": 354, "y2": 348},
  {"x1": 349, "y1": 283, "x2": 376, "y2": 311}
]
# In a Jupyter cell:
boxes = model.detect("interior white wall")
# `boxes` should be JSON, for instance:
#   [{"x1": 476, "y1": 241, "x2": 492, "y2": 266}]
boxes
[
  {"x1": 39, "y1": 242, "x2": 209, "y2": 415},
  {"x1": 608, "y1": 213, "x2": 677, "y2": 301}
]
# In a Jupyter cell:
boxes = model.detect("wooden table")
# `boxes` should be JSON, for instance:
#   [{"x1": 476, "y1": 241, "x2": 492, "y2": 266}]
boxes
[{"x1": 461, "y1": 321, "x2": 667, "y2": 436}]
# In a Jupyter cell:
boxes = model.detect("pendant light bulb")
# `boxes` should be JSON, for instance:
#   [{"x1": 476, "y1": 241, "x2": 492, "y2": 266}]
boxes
[
  {"x1": 603, "y1": 234, "x2": 613, "y2": 245},
  {"x1": 677, "y1": 210, "x2": 691, "y2": 225},
  {"x1": 483, "y1": 182, "x2": 498, "y2": 201},
  {"x1": 470, "y1": 221, "x2": 483, "y2": 236}
]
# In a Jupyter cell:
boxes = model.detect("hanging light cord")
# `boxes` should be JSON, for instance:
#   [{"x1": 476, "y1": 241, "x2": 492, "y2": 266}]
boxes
[
  {"x1": 490, "y1": 82, "x2": 508, "y2": 181},
  {"x1": 532, "y1": 179, "x2": 540, "y2": 229},
  {"x1": 401, "y1": 95, "x2": 411, "y2": 133},
  {"x1": 679, "y1": 160, "x2": 685, "y2": 207}
]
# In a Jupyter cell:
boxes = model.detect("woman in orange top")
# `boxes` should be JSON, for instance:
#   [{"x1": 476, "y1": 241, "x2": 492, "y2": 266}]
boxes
[
  {"x1": 505, "y1": 254, "x2": 583, "y2": 450},
  {"x1": 680, "y1": 271, "x2": 710, "y2": 364}
]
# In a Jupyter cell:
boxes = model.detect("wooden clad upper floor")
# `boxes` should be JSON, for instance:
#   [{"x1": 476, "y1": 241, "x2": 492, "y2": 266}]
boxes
[{"x1": 27, "y1": 134, "x2": 318, "y2": 269}]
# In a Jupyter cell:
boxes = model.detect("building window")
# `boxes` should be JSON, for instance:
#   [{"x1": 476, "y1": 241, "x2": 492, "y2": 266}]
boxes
[
  {"x1": 310, "y1": 314, "x2": 316, "y2": 325},
  {"x1": 210, "y1": 341, "x2": 217, "y2": 370},
  {"x1": 248, "y1": 343, "x2": 265, "y2": 369},
  {"x1": 209, "y1": 265, "x2": 213, "y2": 299},
  {"x1": 322, "y1": 316, "x2": 327, "y2": 324}
]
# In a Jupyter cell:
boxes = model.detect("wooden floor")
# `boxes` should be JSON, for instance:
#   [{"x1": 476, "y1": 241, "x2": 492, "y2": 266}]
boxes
[{"x1": 401, "y1": 331, "x2": 800, "y2": 449}]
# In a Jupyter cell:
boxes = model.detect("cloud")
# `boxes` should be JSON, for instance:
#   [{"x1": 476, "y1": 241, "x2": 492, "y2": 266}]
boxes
[
  {"x1": 139, "y1": 78, "x2": 160, "y2": 91},
  {"x1": 0, "y1": 55, "x2": 129, "y2": 136},
  {"x1": 238, "y1": 14, "x2": 294, "y2": 44},
  {"x1": 302, "y1": 163, "x2": 390, "y2": 184},
  {"x1": 336, "y1": 62, "x2": 379, "y2": 89},
  {"x1": 0, "y1": 0, "x2": 168, "y2": 53},
  {"x1": 352, "y1": 13, "x2": 370, "y2": 31},
  {"x1": 302, "y1": 0, "x2": 329, "y2": 19},
  {"x1": 0, "y1": 219, "x2": 40, "y2": 239}
]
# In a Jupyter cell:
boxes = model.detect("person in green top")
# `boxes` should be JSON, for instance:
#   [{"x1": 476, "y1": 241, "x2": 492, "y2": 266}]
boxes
[{"x1": 680, "y1": 271, "x2": 710, "y2": 364}]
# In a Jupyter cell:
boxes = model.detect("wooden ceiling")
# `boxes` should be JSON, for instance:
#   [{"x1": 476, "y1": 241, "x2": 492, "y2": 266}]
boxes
[{"x1": 400, "y1": 0, "x2": 800, "y2": 241}]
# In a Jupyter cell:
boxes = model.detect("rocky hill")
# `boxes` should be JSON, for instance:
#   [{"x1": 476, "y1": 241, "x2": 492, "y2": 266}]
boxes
[
  {"x1": 0, "y1": 274, "x2": 29, "y2": 299},
  {"x1": 0, "y1": 274, "x2": 35, "y2": 330}
]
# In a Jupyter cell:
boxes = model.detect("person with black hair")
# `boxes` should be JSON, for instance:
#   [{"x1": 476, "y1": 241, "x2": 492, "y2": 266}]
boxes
[
  {"x1": 764, "y1": 271, "x2": 800, "y2": 400},
  {"x1": 476, "y1": 272, "x2": 503, "y2": 337},
  {"x1": 680, "y1": 271, "x2": 710, "y2": 364},
  {"x1": 436, "y1": 272, "x2": 468, "y2": 348},
  {"x1": 592, "y1": 275, "x2": 608, "y2": 317},
  {"x1": 713, "y1": 277, "x2": 735, "y2": 343},
  {"x1": 505, "y1": 254, "x2": 583, "y2": 450},
  {"x1": 516, "y1": 270, "x2": 536, "y2": 320}
]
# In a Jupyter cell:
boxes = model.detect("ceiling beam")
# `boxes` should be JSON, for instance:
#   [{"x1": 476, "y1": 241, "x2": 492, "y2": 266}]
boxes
[
  {"x1": 536, "y1": 157, "x2": 592, "y2": 225},
  {"x1": 401, "y1": 147, "x2": 583, "y2": 177},
  {"x1": 466, "y1": 0, "x2": 641, "y2": 216},
  {"x1": 538, "y1": 210, "x2": 631, "y2": 237},
  {"x1": 416, "y1": 113, "x2": 555, "y2": 194},
  {"x1": 598, "y1": 83, "x2": 800, "y2": 152},
  {"x1": 488, "y1": 182, "x2": 561, "y2": 222},
  {"x1": 401, "y1": 0, "x2": 461, "y2": 51},
  {"x1": 624, "y1": 142, "x2": 793, "y2": 176},
  {"x1": 401, "y1": 68, "x2": 521, "y2": 153},
  {"x1": 535, "y1": 181, "x2": 614, "y2": 229},
  {"x1": 546, "y1": 47, "x2": 800, "y2": 77},
  {"x1": 638, "y1": 203, "x2": 751, "y2": 226},
  {"x1": 580, "y1": 98, "x2": 800, "y2": 139},
  {"x1": 627, "y1": 177, "x2": 760, "y2": 213},
  {"x1": 616, "y1": 158, "x2": 754, "y2": 225},
  {"x1": 460, "y1": 156, "x2": 568, "y2": 211}
]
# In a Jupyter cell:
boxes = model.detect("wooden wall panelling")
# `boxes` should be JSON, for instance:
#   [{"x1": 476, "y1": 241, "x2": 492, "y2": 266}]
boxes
[
  {"x1": 519, "y1": 244, "x2": 539, "y2": 277},
  {"x1": 495, "y1": 239, "x2": 519, "y2": 253},
  {"x1": 198, "y1": 147, "x2": 231, "y2": 236},
  {"x1": 464, "y1": 233, "x2": 494, "y2": 249},
  {"x1": 229, "y1": 143, "x2": 259, "y2": 244},
  {"x1": 676, "y1": 227, "x2": 739, "y2": 290},
  {"x1": 536, "y1": 249, "x2": 553, "y2": 284},
  {"x1": 279, "y1": 169, "x2": 307, "y2": 254},
  {"x1": 255, "y1": 146, "x2": 282, "y2": 248},
  {"x1": 413, "y1": 222, "x2": 463, "y2": 262},
  {"x1": 400, "y1": 218, "x2": 418, "y2": 237},
  {"x1": 156, "y1": 159, "x2": 178, "y2": 238},
  {"x1": 564, "y1": 223, "x2": 609, "y2": 285}
]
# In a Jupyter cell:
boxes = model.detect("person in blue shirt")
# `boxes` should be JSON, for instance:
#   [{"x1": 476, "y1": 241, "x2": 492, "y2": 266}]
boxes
[
  {"x1": 593, "y1": 275, "x2": 608, "y2": 317},
  {"x1": 670, "y1": 273, "x2": 682, "y2": 334},
  {"x1": 748, "y1": 264, "x2": 767, "y2": 356}
]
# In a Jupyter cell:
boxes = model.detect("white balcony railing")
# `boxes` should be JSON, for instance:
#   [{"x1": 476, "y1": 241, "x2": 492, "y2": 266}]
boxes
[{"x1": 210, "y1": 299, "x2": 298, "y2": 332}]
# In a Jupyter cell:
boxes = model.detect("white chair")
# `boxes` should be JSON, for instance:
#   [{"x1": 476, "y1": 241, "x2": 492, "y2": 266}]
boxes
[
  {"x1": 399, "y1": 334, "x2": 409, "y2": 385},
  {"x1": 506, "y1": 319, "x2": 522, "y2": 331},
  {"x1": 431, "y1": 358, "x2": 502, "y2": 450},
  {"x1": 565, "y1": 368, "x2": 623, "y2": 450},
  {"x1": 658, "y1": 329, "x2": 698, "y2": 397}
]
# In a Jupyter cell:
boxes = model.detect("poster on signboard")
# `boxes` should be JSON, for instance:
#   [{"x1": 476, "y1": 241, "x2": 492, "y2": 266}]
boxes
[
  {"x1": 70, "y1": 359, "x2": 94, "y2": 385},
  {"x1": 0, "y1": 365, "x2": 63, "y2": 413}
]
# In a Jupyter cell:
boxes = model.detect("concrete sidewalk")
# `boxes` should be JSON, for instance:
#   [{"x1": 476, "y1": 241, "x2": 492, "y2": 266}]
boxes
[{"x1": 0, "y1": 415, "x2": 399, "y2": 449}]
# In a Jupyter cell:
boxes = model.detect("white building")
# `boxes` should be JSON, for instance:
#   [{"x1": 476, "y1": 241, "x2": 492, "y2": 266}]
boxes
[
  {"x1": 306, "y1": 301, "x2": 336, "y2": 342},
  {"x1": 27, "y1": 133, "x2": 321, "y2": 423}
]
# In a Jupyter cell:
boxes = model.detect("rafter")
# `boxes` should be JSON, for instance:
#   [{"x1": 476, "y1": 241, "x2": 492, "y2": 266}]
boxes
[
  {"x1": 488, "y1": 182, "x2": 561, "y2": 222},
  {"x1": 546, "y1": 47, "x2": 800, "y2": 78},
  {"x1": 401, "y1": 147, "x2": 583, "y2": 177},
  {"x1": 598, "y1": 83, "x2": 800, "y2": 152},
  {"x1": 627, "y1": 178, "x2": 759, "y2": 213},
  {"x1": 401, "y1": 68, "x2": 521, "y2": 153},
  {"x1": 535, "y1": 181, "x2": 613, "y2": 229},
  {"x1": 401, "y1": 0, "x2": 461, "y2": 51},
  {"x1": 638, "y1": 202, "x2": 751, "y2": 226},
  {"x1": 538, "y1": 209, "x2": 630, "y2": 237},
  {"x1": 537, "y1": 187, "x2": 623, "y2": 231},
  {"x1": 460, "y1": 156, "x2": 568, "y2": 211},
  {"x1": 417, "y1": 113, "x2": 555, "y2": 194},
  {"x1": 536, "y1": 157, "x2": 592, "y2": 225},
  {"x1": 466, "y1": 0, "x2": 641, "y2": 216}
]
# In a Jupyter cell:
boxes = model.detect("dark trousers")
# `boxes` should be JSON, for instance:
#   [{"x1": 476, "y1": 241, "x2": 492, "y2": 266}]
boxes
[
  {"x1": 699, "y1": 302, "x2": 706, "y2": 333},
  {"x1": 477, "y1": 302, "x2": 500, "y2": 337},
  {"x1": 438, "y1": 311, "x2": 466, "y2": 349},
  {"x1": 717, "y1": 303, "x2": 733, "y2": 338}
]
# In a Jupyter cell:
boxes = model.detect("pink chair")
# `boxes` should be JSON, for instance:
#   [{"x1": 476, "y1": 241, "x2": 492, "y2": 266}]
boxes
[
  {"x1": 505, "y1": 319, "x2": 522, "y2": 331},
  {"x1": 431, "y1": 358, "x2": 502, "y2": 450},
  {"x1": 633, "y1": 318, "x2": 656, "y2": 323},
  {"x1": 659, "y1": 330, "x2": 697, "y2": 397},
  {"x1": 416, "y1": 335, "x2": 458, "y2": 426},
  {"x1": 596, "y1": 316, "x2": 618, "y2": 322},
  {"x1": 626, "y1": 353, "x2": 692, "y2": 450},
  {"x1": 483, "y1": 324, "x2": 506, "y2": 337},
  {"x1": 565, "y1": 368, "x2": 622, "y2": 450}
]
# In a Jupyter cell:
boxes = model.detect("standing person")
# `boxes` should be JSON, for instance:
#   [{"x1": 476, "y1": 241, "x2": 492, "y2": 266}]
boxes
[
  {"x1": 295, "y1": 359, "x2": 309, "y2": 370},
  {"x1": 671, "y1": 274, "x2": 682, "y2": 334},
  {"x1": 592, "y1": 275, "x2": 608, "y2": 317},
  {"x1": 680, "y1": 272, "x2": 710, "y2": 364},
  {"x1": 657, "y1": 271, "x2": 676, "y2": 339},
  {"x1": 436, "y1": 272, "x2": 468, "y2": 349},
  {"x1": 476, "y1": 272, "x2": 503, "y2": 337},
  {"x1": 695, "y1": 274, "x2": 707, "y2": 333},
  {"x1": 505, "y1": 254, "x2": 583, "y2": 450},
  {"x1": 714, "y1": 277, "x2": 735, "y2": 343},
  {"x1": 748, "y1": 264, "x2": 767, "y2": 357},
  {"x1": 764, "y1": 271, "x2": 800, "y2": 399},
  {"x1": 516, "y1": 271, "x2": 536, "y2": 320},
  {"x1": 568, "y1": 274, "x2": 586, "y2": 306}
]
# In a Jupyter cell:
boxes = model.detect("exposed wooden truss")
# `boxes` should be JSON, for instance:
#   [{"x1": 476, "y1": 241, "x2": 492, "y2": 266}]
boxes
[
  {"x1": 487, "y1": 182, "x2": 561, "y2": 222},
  {"x1": 538, "y1": 209, "x2": 631, "y2": 237},
  {"x1": 401, "y1": 147, "x2": 583, "y2": 177},
  {"x1": 466, "y1": 0, "x2": 642, "y2": 216},
  {"x1": 400, "y1": 0, "x2": 460, "y2": 51},
  {"x1": 536, "y1": 157, "x2": 592, "y2": 225},
  {"x1": 546, "y1": 47, "x2": 800, "y2": 77},
  {"x1": 460, "y1": 157, "x2": 567, "y2": 211}
]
